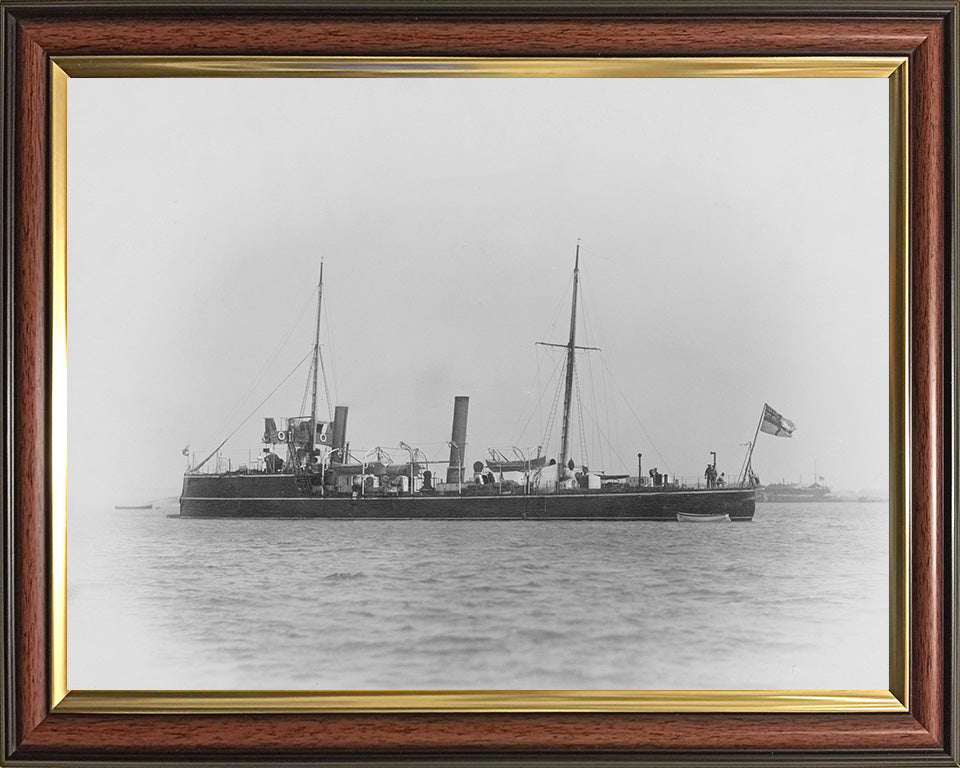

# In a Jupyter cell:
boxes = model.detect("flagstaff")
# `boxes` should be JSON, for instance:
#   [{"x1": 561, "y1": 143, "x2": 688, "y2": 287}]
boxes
[{"x1": 740, "y1": 403, "x2": 796, "y2": 487}]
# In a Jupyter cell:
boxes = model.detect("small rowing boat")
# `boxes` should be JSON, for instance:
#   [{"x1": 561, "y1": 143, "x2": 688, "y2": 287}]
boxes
[{"x1": 676, "y1": 511, "x2": 730, "y2": 523}]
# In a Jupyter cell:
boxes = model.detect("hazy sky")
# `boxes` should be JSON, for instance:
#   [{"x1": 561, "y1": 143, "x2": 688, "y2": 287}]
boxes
[{"x1": 67, "y1": 76, "x2": 888, "y2": 507}]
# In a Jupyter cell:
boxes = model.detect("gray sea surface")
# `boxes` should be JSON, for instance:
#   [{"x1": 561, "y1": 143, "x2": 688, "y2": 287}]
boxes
[{"x1": 67, "y1": 501, "x2": 888, "y2": 690}]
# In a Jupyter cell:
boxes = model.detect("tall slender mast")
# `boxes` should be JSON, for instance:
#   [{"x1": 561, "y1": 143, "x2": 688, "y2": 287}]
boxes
[
  {"x1": 309, "y1": 261, "x2": 324, "y2": 452},
  {"x1": 558, "y1": 241, "x2": 580, "y2": 473}
]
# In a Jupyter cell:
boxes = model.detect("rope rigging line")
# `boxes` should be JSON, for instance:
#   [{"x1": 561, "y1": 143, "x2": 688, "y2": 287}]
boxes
[
  {"x1": 299, "y1": 358, "x2": 312, "y2": 416},
  {"x1": 596, "y1": 321, "x2": 617, "y2": 474},
  {"x1": 209, "y1": 285, "x2": 319, "y2": 441},
  {"x1": 580, "y1": 273, "x2": 658, "y2": 474},
  {"x1": 322, "y1": 289, "x2": 340, "y2": 409},
  {"x1": 586, "y1": 350, "x2": 605, "y2": 470},
  {"x1": 536, "y1": 344, "x2": 543, "y2": 442},
  {"x1": 516, "y1": 349, "x2": 566, "y2": 448},
  {"x1": 533, "y1": 267, "x2": 601, "y2": 465},
  {"x1": 538, "y1": 271, "x2": 576, "y2": 346},
  {"x1": 511, "y1": 347, "x2": 565, "y2": 447},
  {"x1": 506, "y1": 345, "x2": 545, "y2": 447},
  {"x1": 580, "y1": 274, "x2": 619, "y2": 470},
  {"x1": 576, "y1": 390, "x2": 631, "y2": 474},
  {"x1": 596, "y1": 353, "x2": 673, "y2": 475},
  {"x1": 190, "y1": 349, "x2": 314, "y2": 474},
  {"x1": 601, "y1": 363, "x2": 615, "y2": 473},
  {"x1": 534, "y1": 270, "x2": 585, "y2": 462},
  {"x1": 318, "y1": 347, "x2": 334, "y2": 422},
  {"x1": 540, "y1": 357, "x2": 567, "y2": 458},
  {"x1": 577, "y1": 275, "x2": 605, "y2": 471},
  {"x1": 574, "y1": 361, "x2": 588, "y2": 469}
]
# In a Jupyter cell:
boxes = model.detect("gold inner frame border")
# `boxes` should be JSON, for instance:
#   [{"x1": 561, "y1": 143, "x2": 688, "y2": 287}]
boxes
[{"x1": 48, "y1": 55, "x2": 909, "y2": 714}]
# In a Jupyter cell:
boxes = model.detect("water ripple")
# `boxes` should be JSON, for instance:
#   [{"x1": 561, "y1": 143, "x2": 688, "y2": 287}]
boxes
[{"x1": 66, "y1": 502, "x2": 889, "y2": 691}]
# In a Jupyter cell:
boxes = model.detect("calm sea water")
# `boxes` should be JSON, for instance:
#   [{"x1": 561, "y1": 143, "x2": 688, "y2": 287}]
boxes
[{"x1": 67, "y1": 501, "x2": 888, "y2": 690}]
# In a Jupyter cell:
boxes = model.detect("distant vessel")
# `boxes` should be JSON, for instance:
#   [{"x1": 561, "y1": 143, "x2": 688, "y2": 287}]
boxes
[
  {"x1": 115, "y1": 504, "x2": 153, "y2": 510},
  {"x1": 179, "y1": 245, "x2": 755, "y2": 521},
  {"x1": 758, "y1": 480, "x2": 837, "y2": 503}
]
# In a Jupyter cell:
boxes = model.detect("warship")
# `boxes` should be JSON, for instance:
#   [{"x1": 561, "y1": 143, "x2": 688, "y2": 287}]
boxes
[
  {"x1": 758, "y1": 479, "x2": 838, "y2": 503},
  {"x1": 179, "y1": 246, "x2": 757, "y2": 521}
]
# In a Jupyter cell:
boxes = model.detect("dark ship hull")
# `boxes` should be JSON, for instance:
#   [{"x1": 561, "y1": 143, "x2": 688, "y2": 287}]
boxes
[{"x1": 179, "y1": 475, "x2": 755, "y2": 520}]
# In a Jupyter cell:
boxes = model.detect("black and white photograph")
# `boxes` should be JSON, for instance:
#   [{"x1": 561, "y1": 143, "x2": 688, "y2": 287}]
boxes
[{"x1": 66, "y1": 74, "x2": 889, "y2": 691}]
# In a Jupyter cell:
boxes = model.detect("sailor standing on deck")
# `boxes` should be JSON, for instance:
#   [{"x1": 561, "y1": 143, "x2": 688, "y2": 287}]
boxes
[
  {"x1": 264, "y1": 448, "x2": 283, "y2": 474},
  {"x1": 705, "y1": 463, "x2": 717, "y2": 488}
]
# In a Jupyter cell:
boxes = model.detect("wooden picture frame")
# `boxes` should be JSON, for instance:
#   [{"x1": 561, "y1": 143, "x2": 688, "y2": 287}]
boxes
[{"x1": 2, "y1": 1, "x2": 956, "y2": 765}]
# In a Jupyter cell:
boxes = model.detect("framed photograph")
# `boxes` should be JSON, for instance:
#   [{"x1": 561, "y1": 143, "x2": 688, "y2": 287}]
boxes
[{"x1": 2, "y1": 2, "x2": 956, "y2": 766}]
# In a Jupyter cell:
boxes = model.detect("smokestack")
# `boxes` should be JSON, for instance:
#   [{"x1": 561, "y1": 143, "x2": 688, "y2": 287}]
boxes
[
  {"x1": 331, "y1": 405, "x2": 349, "y2": 463},
  {"x1": 446, "y1": 396, "x2": 469, "y2": 484}
]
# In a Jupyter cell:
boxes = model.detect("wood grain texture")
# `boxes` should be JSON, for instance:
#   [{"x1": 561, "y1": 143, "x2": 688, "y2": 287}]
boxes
[
  {"x1": 13, "y1": 712, "x2": 942, "y2": 756},
  {"x1": 12, "y1": 19, "x2": 48, "y2": 749},
  {"x1": 2, "y1": 5, "x2": 955, "y2": 764},
  {"x1": 16, "y1": 16, "x2": 942, "y2": 56},
  {"x1": 908, "y1": 16, "x2": 945, "y2": 747}
]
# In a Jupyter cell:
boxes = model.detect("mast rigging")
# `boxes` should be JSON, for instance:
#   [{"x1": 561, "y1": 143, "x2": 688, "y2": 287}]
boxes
[
  {"x1": 559, "y1": 241, "x2": 580, "y2": 473},
  {"x1": 536, "y1": 240, "x2": 603, "y2": 477},
  {"x1": 309, "y1": 261, "x2": 324, "y2": 452}
]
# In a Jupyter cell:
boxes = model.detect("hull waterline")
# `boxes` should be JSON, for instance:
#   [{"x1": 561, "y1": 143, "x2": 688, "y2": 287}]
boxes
[{"x1": 179, "y1": 475, "x2": 755, "y2": 521}]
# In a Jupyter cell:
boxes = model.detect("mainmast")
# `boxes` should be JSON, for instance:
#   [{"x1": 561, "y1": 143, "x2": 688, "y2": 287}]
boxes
[
  {"x1": 536, "y1": 240, "x2": 598, "y2": 479},
  {"x1": 558, "y1": 241, "x2": 580, "y2": 473},
  {"x1": 309, "y1": 261, "x2": 324, "y2": 452}
]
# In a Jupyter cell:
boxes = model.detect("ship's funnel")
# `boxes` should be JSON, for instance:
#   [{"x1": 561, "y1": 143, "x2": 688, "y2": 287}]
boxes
[
  {"x1": 446, "y1": 396, "x2": 469, "y2": 484},
  {"x1": 331, "y1": 405, "x2": 349, "y2": 463}
]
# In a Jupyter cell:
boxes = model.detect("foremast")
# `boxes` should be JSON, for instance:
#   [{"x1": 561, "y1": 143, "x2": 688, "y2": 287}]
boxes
[{"x1": 309, "y1": 261, "x2": 324, "y2": 453}]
